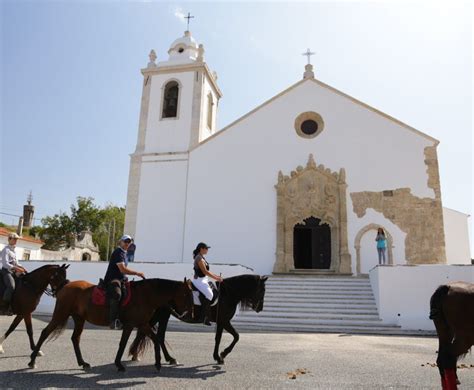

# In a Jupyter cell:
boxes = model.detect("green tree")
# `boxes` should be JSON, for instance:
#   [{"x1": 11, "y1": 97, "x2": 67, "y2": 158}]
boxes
[
  {"x1": 38, "y1": 197, "x2": 125, "y2": 260},
  {"x1": 93, "y1": 204, "x2": 126, "y2": 260}
]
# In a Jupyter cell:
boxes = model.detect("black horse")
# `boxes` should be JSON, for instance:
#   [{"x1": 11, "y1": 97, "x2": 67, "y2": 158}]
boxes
[
  {"x1": 129, "y1": 274, "x2": 268, "y2": 364},
  {"x1": 430, "y1": 282, "x2": 474, "y2": 390}
]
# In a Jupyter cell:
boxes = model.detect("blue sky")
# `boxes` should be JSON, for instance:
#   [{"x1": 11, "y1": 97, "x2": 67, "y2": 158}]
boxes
[{"x1": 1, "y1": 1, "x2": 472, "y2": 250}]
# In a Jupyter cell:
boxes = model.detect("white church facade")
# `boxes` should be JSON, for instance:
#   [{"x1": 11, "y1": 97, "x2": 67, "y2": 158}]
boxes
[{"x1": 124, "y1": 30, "x2": 471, "y2": 277}]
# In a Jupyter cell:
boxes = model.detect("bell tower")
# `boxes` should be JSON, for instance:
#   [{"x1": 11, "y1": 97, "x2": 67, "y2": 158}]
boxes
[{"x1": 124, "y1": 30, "x2": 222, "y2": 260}]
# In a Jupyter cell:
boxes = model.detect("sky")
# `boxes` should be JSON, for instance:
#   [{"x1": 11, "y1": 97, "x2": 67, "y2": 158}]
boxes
[{"x1": 0, "y1": 1, "x2": 472, "y2": 252}]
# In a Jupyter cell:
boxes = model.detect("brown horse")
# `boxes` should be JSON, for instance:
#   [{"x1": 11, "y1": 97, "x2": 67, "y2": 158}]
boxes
[
  {"x1": 0, "y1": 264, "x2": 69, "y2": 355},
  {"x1": 430, "y1": 282, "x2": 474, "y2": 390},
  {"x1": 28, "y1": 277, "x2": 194, "y2": 372},
  {"x1": 129, "y1": 274, "x2": 267, "y2": 365}
]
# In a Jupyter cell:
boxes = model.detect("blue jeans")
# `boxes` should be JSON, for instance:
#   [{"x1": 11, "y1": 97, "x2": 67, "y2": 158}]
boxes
[
  {"x1": 1, "y1": 268, "x2": 15, "y2": 303},
  {"x1": 377, "y1": 248, "x2": 387, "y2": 265}
]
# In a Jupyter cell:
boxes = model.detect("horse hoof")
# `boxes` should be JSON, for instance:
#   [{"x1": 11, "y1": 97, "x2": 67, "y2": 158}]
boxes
[
  {"x1": 82, "y1": 363, "x2": 91, "y2": 370},
  {"x1": 37, "y1": 350, "x2": 45, "y2": 357},
  {"x1": 131, "y1": 355, "x2": 140, "y2": 362},
  {"x1": 0, "y1": 345, "x2": 4, "y2": 354},
  {"x1": 215, "y1": 356, "x2": 224, "y2": 365},
  {"x1": 117, "y1": 366, "x2": 126, "y2": 372},
  {"x1": 168, "y1": 359, "x2": 179, "y2": 366},
  {"x1": 155, "y1": 364, "x2": 161, "y2": 372},
  {"x1": 28, "y1": 362, "x2": 37, "y2": 369}
]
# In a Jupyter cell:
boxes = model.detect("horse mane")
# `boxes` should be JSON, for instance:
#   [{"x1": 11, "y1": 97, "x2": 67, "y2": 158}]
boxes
[
  {"x1": 221, "y1": 274, "x2": 260, "y2": 311},
  {"x1": 24, "y1": 264, "x2": 58, "y2": 276}
]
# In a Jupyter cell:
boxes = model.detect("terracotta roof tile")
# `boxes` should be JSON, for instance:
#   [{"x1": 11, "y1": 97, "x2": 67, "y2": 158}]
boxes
[{"x1": 0, "y1": 227, "x2": 43, "y2": 245}]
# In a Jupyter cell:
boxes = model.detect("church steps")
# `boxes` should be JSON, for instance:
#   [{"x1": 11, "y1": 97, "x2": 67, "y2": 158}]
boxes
[
  {"x1": 266, "y1": 291, "x2": 374, "y2": 298},
  {"x1": 233, "y1": 316, "x2": 393, "y2": 327},
  {"x1": 232, "y1": 275, "x2": 401, "y2": 334},
  {"x1": 260, "y1": 306, "x2": 378, "y2": 314},
  {"x1": 237, "y1": 312, "x2": 382, "y2": 321},
  {"x1": 265, "y1": 295, "x2": 376, "y2": 301}
]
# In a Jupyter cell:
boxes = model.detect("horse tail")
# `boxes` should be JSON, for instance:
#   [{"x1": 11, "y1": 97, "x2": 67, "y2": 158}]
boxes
[
  {"x1": 128, "y1": 330, "x2": 152, "y2": 358},
  {"x1": 46, "y1": 316, "x2": 69, "y2": 342},
  {"x1": 429, "y1": 284, "x2": 450, "y2": 322}
]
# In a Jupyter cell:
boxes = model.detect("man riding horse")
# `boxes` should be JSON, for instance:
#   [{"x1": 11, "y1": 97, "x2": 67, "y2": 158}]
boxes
[
  {"x1": 1, "y1": 233, "x2": 27, "y2": 315},
  {"x1": 104, "y1": 235, "x2": 145, "y2": 330}
]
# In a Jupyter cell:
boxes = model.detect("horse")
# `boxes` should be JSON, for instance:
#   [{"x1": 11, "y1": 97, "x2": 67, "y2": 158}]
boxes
[
  {"x1": 429, "y1": 282, "x2": 474, "y2": 390},
  {"x1": 0, "y1": 264, "x2": 69, "y2": 355},
  {"x1": 28, "y1": 277, "x2": 194, "y2": 372},
  {"x1": 129, "y1": 274, "x2": 268, "y2": 365}
]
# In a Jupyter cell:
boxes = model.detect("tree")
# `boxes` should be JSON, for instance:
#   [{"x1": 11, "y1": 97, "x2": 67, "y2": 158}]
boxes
[{"x1": 38, "y1": 197, "x2": 125, "y2": 260}]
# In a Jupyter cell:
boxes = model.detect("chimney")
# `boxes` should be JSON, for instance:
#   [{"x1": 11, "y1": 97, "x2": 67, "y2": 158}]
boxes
[{"x1": 17, "y1": 217, "x2": 24, "y2": 236}]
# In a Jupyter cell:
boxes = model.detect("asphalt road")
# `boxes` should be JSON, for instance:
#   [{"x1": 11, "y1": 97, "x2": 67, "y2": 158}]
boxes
[{"x1": 0, "y1": 316, "x2": 473, "y2": 389}]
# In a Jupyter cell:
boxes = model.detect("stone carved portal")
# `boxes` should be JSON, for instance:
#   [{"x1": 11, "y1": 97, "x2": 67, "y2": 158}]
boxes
[{"x1": 273, "y1": 154, "x2": 352, "y2": 274}]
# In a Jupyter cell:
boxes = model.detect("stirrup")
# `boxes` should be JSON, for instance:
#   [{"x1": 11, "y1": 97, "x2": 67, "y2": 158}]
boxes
[{"x1": 109, "y1": 319, "x2": 123, "y2": 330}]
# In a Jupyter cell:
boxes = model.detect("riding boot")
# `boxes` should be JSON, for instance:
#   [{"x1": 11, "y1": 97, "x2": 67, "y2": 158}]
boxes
[
  {"x1": 108, "y1": 299, "x2": 122, "y2": 330},
  {"x1": 199, "y1": 296, "x2": 212, "y2": 326}
]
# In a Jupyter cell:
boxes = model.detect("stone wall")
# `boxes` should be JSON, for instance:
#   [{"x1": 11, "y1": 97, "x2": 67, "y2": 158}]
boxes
[{"x1": 350, "y1": 146, "x2": 446, "y2": 264}]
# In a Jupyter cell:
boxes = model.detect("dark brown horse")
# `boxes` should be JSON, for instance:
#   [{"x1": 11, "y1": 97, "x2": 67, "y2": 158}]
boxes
[
  {"x1": 129, "y1": 274, "x2": 267, "y2": 365},
  {"x1": 0, "y1": 264, "x2": 69, "y2": 355},
  {"x1": 28, "y1": 278, "x2": 194, "y2": 371},
  {"x1": 430, "y1": 282, "x2": 474, "y2": 390}
]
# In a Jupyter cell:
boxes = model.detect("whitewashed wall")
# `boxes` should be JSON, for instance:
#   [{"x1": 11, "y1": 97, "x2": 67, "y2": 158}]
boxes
[
  {"x1": 135, "y1": 158, "x2": 188, "y2": 263},
  {"x1": 145, "y1": 72, "x2": 195, "y2": 153},
  {"x1": 23, "y1": 261, "x2": 254, "y2": 315},
  {"x1": 0, "y1": 239, "x2": 42, "y2": 261},
  {"x1": 183, "y1": 80, "x2": 434, "y2": 275},
  {"x1": 369, "y1": 264, "x2": 474, "y2": 330},
  {"x1": 443, "y1": 207, "x2": 471, "y2": 264}
]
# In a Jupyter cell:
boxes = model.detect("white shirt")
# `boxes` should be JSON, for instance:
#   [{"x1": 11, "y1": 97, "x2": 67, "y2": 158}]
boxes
[{"x1": 1, "y1": 245, "x2": 19, "y2": 271}]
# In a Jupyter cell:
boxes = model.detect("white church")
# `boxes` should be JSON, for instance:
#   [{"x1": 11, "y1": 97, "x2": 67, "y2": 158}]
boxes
[{"x1": 124, "y1": 30, "x2": 471, "y2": 277}]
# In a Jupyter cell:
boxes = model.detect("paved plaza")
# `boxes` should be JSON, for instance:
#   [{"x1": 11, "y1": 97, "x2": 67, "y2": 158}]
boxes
[{"x1": 0, "y1": 316, "x2": 473, "y2": 389}]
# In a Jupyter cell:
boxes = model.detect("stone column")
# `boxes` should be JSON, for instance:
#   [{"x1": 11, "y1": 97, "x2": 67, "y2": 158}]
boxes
[{"x1": 338, "y1": 168, "x2": 352, "y2": 274}]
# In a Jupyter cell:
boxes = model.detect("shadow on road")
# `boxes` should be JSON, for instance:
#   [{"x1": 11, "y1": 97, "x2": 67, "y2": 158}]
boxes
[{"x1": 3, "y1": 362, "x2": 225, "y2": 388}]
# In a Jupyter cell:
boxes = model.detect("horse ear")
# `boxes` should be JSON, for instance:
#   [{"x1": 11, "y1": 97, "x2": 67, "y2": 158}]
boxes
[
  {"x1": 261, "y1": 275, "x2": 268, "y2": 282},
  {"x1": 65, "y1": 264, "x2": 70, "y2": 269}
]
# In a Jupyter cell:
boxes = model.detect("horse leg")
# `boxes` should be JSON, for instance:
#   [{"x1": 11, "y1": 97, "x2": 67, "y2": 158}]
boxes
[
  {"x1": 23, "y1": 313, "x2": 44, "y2": 357},
  {"x1": 28, "y1": 315, "x2": 67, "y2": 369},
  {"x1": 71, "y1": 315, "x2": 90, "y2": 369},
  {"x1": 156, "y1": 312, "x2": 177, "y2": 365},
  {"x1": 213, "y1": 322, "x2": 225, "y2": 364},
  {"x1": 0, "y1": 314, "x2": 23, "y2": 354},
  {"x1": 219, "y1": 321, "x2": 240, "y2": 362},
  {"x1": 115, "y1": 326, "x2": 133, "y2": 372},
  {"x1": 442, "y1": 337, "x2": 472, "y2": 390},
  {"x1": 141, "y1": 325, "x2": 162, "y2": 371}
]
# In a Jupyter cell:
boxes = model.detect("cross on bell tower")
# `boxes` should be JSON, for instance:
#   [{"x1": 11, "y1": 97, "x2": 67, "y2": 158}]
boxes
[
  {"x1": 185, "y1": 12, "x2": 194, "y2": 31},
  {"x1": 302, "y1": 48, "x2": 315, "y2": 79}
]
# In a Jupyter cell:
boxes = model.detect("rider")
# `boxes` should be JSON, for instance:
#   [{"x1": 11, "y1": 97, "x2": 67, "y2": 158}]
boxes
[
  {"x1": 0, "y1": 233, "x2": 27, "y2": 315},
  {"x1": 192, "y1": 242, "x2": 223, "y2": 325},
  {"x1": 104, "y1": 235, "x2": 145, "y2": 330}
]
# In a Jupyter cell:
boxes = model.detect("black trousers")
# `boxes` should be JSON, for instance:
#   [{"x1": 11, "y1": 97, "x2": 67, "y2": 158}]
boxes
[{"x1": 106, "y1": 279, "x2": 122, "y2": 321}]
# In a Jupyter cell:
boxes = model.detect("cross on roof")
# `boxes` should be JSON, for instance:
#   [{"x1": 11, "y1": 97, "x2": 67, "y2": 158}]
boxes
[
  {"x1": 302, "y1": 48, "x2": 315, "y2": 65},
  {"x1": 185, "y1": 12, "x2": 194, "y2": 30}
]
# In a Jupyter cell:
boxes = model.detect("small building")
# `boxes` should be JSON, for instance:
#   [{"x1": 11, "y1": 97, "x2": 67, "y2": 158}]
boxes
[
  {"x1": 40, "y1": 231, "x2": 100, "y2": 261},
  {"x1": 0, "y1": 227, "x2": 43, "y2": 260}
]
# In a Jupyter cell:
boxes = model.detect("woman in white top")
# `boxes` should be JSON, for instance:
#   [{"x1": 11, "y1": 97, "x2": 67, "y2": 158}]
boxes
[{"x1": 192, "y1": 242, "x2": 223, "y2": 325}]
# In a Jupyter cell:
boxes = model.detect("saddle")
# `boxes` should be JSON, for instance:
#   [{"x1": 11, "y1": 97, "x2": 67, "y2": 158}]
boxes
[
  {"x1": 191, "y1": 281, "x2": 219, "y2": 307},
  {"x1": 91, "y1": 280, "x2": 132, "y2": 307}
]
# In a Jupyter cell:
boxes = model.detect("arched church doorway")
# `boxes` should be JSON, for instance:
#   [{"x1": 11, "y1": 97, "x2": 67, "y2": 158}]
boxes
[
  {"x1": 82, "y1": 253, "x2": 91, "y2": 261},
  {"x1": 293, "y1": 217, "x2": 331, "y2": 269}
]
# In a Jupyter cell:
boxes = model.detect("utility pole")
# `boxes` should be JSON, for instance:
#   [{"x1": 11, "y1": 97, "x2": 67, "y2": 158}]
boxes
[{"x1": 106, "y1": 221, "x2": 111, "y2": 261}]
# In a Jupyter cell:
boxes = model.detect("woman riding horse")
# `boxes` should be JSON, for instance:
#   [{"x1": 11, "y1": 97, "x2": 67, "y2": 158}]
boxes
[{"x1": 129, "y1": 274, "x2": 268, "y2": 365}]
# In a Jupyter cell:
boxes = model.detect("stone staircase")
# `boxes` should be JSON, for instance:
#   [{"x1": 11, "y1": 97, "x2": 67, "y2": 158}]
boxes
[{"x1": 233, "y1": 275, "x2": 405, "y2": 334}]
